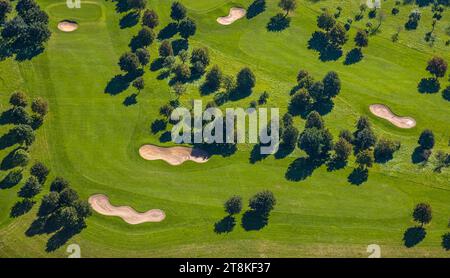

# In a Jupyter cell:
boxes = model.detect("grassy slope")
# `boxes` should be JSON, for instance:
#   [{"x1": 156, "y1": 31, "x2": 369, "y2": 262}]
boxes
[{"x1": 0, "y1": 0, "x2": 449, "y2": 257}]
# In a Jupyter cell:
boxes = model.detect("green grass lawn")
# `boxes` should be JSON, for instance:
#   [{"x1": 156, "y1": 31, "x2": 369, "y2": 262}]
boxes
[{"x1": 0, "y1": 0, "x2": 449, "y2": 257}]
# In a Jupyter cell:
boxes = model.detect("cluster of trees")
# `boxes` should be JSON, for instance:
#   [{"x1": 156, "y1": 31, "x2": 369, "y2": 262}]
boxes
[
  {"x1": 412, "y1": 128, "x2": 449, "y2": 171},
  {"x1": 1, "y1": 92, "x2": 48, "y2": 170},
  {"x1": 36, "y1": 177, "x2": 92, "y2": 230},
  {"x1": 419, "y1": 56, "x2": 447, "y2": 94},
  {"x1": 313, "y1": 11, "x2": 349, "y2": 52},
  {"x1": 405, "y1": 9, "x2": 421, "y2": 30},
  {"x1": 0, "y1": 0, "x2": 51, "y2": 59},
  {"x1": 297, "y1": 112, "x2": 333, "y2": 160},
  {"x1": 290, "y1": 69, "x2": 341, "y2": 116},
  {"x1": 18, "y1": 162, "x2": 49, "y2": 198}
]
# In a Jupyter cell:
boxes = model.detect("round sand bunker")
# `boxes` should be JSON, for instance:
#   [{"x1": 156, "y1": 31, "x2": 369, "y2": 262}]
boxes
[
  {"x1": 88, "y1": 194, "x2": 165, "y2": 224},
  {"x1": 369, "y1": 104, "x2": 416, "y2": 129},
  {"x1": 139, "y1": 144, "x2": 210, "y2": 166},
  {"x1": 217, "y1": 7, "x2": 246, "y2": 25},
  {"x1": 57, "y1": 20, "x2": 78, "y2": 32}
]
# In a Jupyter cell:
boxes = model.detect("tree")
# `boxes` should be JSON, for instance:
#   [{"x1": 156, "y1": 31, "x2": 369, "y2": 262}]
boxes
[
  {"x1": 290, "y1": 89, "x2": 312, "y2": 113},
  {"x1": 374, "y1": 138, "x2": 400, "y2": 161},
  {"x1": 442, "y1": 233, "x2": 450, "y2": 251},
  {"x1": 127, "y1": 0, "x2": 146, "y2": 11},
  {"x1": 224, "y1": 196, "x2": 242, "y2": 215},
  {"x1": 282, "y1": 113, "x2": 293, "y2": 127},
  {"x1": 9, "y1": 91, "x2": 28, "y2": 107},
  {"x1": 354, "y1": 127, "x2": 377, "y2": 150},
  {"x1": 136, "y1": 27, "x2": 155, "y2": 47},
  {"x1": 334, "y1": 137, "x2": 352, "y2": 161},
  {"x1": 0, "y1": 0, "x2": 12, "y2": 22},
  {"x1": 204, "y1": 65, "x2": 222, "y2": 91},
  {"x1": 339, "y1": 129, "x2": 353, "y2": 144},
  {"x1": 10, "y1": 124, "x2": 35, "y2": 146},
  {"x1": 418, "y1": 129, "x2": 435, "y2": 149},
  {"x1": 354, "y1": 30, "x2": 369, "y2": 48},
  {"x1": 118, "y1": 52, "x2": 140, "y2": 73},
  {"x1": 356, "y1": 116, "x2": 371, "y2": 131},
  {"x1": 11, "y1": 149, "x2": 30, "y2": 167},
  {"x1": 73, "y1": 199, "x2": 92, "y2": 219},
  {"x1": 328, "y1": 23, "x2": 348, "y2": 47},
  {"x1": 19, "y1": 176, "x2": 41, "y2": 198},
  {"x1": 298, "y1": 127, "x2": 333, "y2": 158},
  {"x1": 258, "y1": 91, "x2": 269, "y2": 105},
  {"x1": 135, "y1": 48, "x2": 150, "y2": 66},
  {"x1": 170, "y1": 1, "x2": 187, "y2": 22},
  {"x1": 50, "y1": 177, "x2": 70, "y2": 192},
  {"x1": 236, "y1": 67, "x2": 256, "y2": 91},
  {"x1": 132, "y1": 77, "x2": 145, "y2": 92},
  {"x1": 426, "y1": 57, "x2": 447, "y2": 78},
  {"x1": 31, "y1": 97, "x2": 48, "y2": 116},
  {"x1": 322, "y1": 71, "x2": 341, "y2": 98},
  {"x1": 15, "y1": 0, "x2": 37, "y2": 16},
  {"x1": 178, "y1": 17, "x2": 196, "y2": 39},
  {"x1": 413, "y1": 203, "x2": 432, "y2": 227},
  {"x1": 249, "y1": 190, "x2": 276, "y2": 215},
  {"x1": 59, "y1": 187, "x2": 79, "y2": 207},
  {"x1": 281, "y1": 125, "x2": 299, "y2": 149},
  {"x1": 305, "y1": 111, "x2": 324, "y2": 129},
  {"x1": 39, "y1": 191, "x2": 59, "y2": 215},
  {"x1": 278, "y1": 0, "x2": 297, "y2": 17},
  {"x1": 30, "y1": 161, "x2": 50, "y2": 183},
  {"x1": 56, "y1": 206, "x2": 80, "y2": 228},
  {"x1": 159, "y1": 40, "x2": 174, "y2": 57},
  {"x1": 174, "y1": 63, "x2": 191, "y2": 81},
  {"x1": 317, "y1": 12, "x2": 336, "y2": 31},
  {"x1": 142, "y1": 9, "x2": 159, "y2": 28},
  {"x1": 356, "y1": 149, "x2": 374, "y2": 169},
  {"x1": 297, "y1": 70, "x2": 311, "y2": 84},
  {"x1": 308, "y1": 81, "x2": 325, "y2": 101},
  {"x1": 190, "y1": 47, "x2": 210, "y2": 67}
]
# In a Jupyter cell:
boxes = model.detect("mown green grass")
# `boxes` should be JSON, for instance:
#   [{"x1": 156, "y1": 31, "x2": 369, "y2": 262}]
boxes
[{"x1": 0, "y1": 0, "x2": 449, "y2": 257}]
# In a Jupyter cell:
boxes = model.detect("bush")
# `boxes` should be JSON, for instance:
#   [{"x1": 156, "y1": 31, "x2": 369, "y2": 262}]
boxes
[
  {"x1": 249, "y1": 190, "x2": 276, "y2": 215},
  {"x1": 30, "y1": 161, "x2": 50, "y2": 183},
  {"x1": 224, "y1": 196, "x2": 242, "y2": 215}
]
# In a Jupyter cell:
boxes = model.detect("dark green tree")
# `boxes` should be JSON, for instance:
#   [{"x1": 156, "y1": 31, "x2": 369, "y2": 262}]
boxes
[
  {"x1": 204, "y1": 65, "x2": 222, "y2": 91},
  {"x1": 317, "y1": 11, "x2": 336, "y2": 31},
  {"x1": 135, "y1": 48, "x2": 150, "y2": 65},
  {"x1": 30, "y1": 161, "x2": 50, "y2": 183},
  {"x1": 118, "y1": 52, "x2": 140, "y2": 73},
  {"x1": 418, "y1": 129, "x2": 435, "y2": 149},
  {"x1": 190, "y1": 47, "x2": 210, "y2": 67},
  {"x1": 305, "y1": 111, "x2": 324, "y2": 129},
  {"x1": 19, "y1": 176, "x2": 41, "y2": 198},
  {"x1": 322, "y1": 71, "x2": 341, "y2": 98},
  {"x1": 356, "y1": 149, "x2": 374, "y2": 169},
  {"x1": 278, "y1": 0, "x2": 297, "y2": 17},
  {"x1": 159, "y1": 40, "x2": 174, "y2": 57},
  {"x1": 31, "y1": 97, "x2": 48, "y2": 116},
  {"x1": 132, "y1": 77, "x2": 145, "y2": 92},
  {"x1": 236, "y1": 67, "x2": 256, "y2": 91},
  {"x1": 413, "y1": 203, "x2": 432, "y2": 227},
  {"x1": 178, "y1": 17, "x2": 196, "y2": 39},
  {"x1": 298, "y1": 127, "x2": 333, "y2": 158},
  {"x1": 9, "y1": 91, "x2": 28, "y2": 107},
  {"x1": 224, "y1": 196, "x2": 242, "y2": 215},
  {"x1": 10, "y1": 124, "x2": 35, "y2": 146},
  {"x1": 50, "y1": 177, "x2": 70, "y2": 192},
  {"x1": 334, "y1": 137, "x2": 352, "y2": 161},
  {"x1": 426, "y1": 56, "x2": 447, "y2": 78},
  {"x1": 249, "y1": 190, "x2": 276, "y2": 215},
  {"x1": 59, "y1": 187, "x2": 79, "y2": 207},
  {"x1": 170, "y1": 1, "x2": 187, "y2": 22},
  {"x1": 142, "y1": 9, "x2": 159, "y2": 28}
]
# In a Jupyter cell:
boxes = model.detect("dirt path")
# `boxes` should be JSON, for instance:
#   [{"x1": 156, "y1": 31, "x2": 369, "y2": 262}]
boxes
[
  {"x1": 139, "y1": 144, "x2": 209, "y2": 166},
  {"x1": 88, "y1": 194, "x2": 165, "y2": 224},
  {"x1": 369, "y1": 104, "x2": 416, "y2": 129}
]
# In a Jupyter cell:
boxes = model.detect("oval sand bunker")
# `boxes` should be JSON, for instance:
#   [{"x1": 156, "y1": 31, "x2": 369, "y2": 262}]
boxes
[
  {"x1": 57, "y1": 20, "x2": 78, "y2": 32},
  {"x1": 217, "y1": 7, "x2": 246, "y2": 25},
  {"x1": 369, "y1": 104, "x2": 416, "y2": 129},
  {"x1": 139, "y1": 144, "x2": 209, "y2": 166},
  {"x1": 88, "y1": 194, "x2": 165, "y2": 224}
]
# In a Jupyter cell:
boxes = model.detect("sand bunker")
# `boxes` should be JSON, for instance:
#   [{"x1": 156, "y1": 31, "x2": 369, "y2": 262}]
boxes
[
  {"x1": 217, "y1": 7, "x2": 246, "y2": 25},
  {"x1": 139, "y1": 144, "x2": 209, "y2": 166},
  {"x1": 57, "y1": 20, "x2": 78, "y2": 32},
  {"x1": 369, "y1": 104, "x2": 416, "y2": 129},
  {"x1": 88, "y1": 194, "x2": 165, "y2": 224}
]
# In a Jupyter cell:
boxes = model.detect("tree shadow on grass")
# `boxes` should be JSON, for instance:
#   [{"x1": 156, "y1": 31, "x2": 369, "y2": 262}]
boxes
[
  {"x1": 241, "y1": 210, "x2": 268, "y2": 231},
  {"x1": 46, "y1": 225, "x2": 84, "y2": 252},
  {"x1": 274, "y1": 143, "x2": 295, "y2": 159},
  {"x1": 249, "y1": 144, "x2": 270, "y2": 164},
  {"x1": 347, "y1": 167, "x2": 369, "y2": 185},
  {"x1": 159, "y1": 131, "x2": 172, "y2": 143},
  {"x1": 151, "y1": 119, "x2": 167, "y2": 134},
  {"x1": 285, "y1": 157, "x2": 322, "y2": 182},
  {"x1": 114, "y1": 0, "x2": 130, "y2": 13},
  {"x1": 123, "y1": 93, "x2": 138, "y2": 106},
  {"x1": 10, "y1": 199, "x2": 35, "y2": 218},
  {"x1": 313, "y1": 99, "x2": 334, "y2": 116},
  {"x1": 344, "y1": 48, "x2": 363, "y2": 65},
  {"x1": 214, "y1": 215, "x2": 236, "y2": 234},
  {"x1": 0, "y1": 131, "x2": 17, "y2": 150},
  {"x1": 267, "y1": 14, "x2": 290, "y2": 32},
  {"x1": 105, "y1": 70, "x2": 143, "y2": 95},
  {"x1": 119, "y1": 11, "x2": 139, "y2": 29},
  {"x1": 411, "y1": 146, "x2": 429, "y2": 164},
  {"x1": 157, "y1": 22, "x2": 178, "y2": 40},
  {"x1": 0, "y1": 148, "x2": 24, "y2": 170},
  {"x1": 194, "y1": 142, "x2": 237, "y2": 157},
  {"x1": 307, "y1": 31, "x2": 342, "y2": 62},
  {"x1": 418, "y1": 78, "x2": 440, "y2": 94},
  {"x1": 403, "y1": 226, "x2": 426, "y2": 248},
  {"x1": 247, "y1": 0, "x2": 266, "y2": 19},
  {"x1": 150, "y1": 58, "x2": 165, "y2": 72}
]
